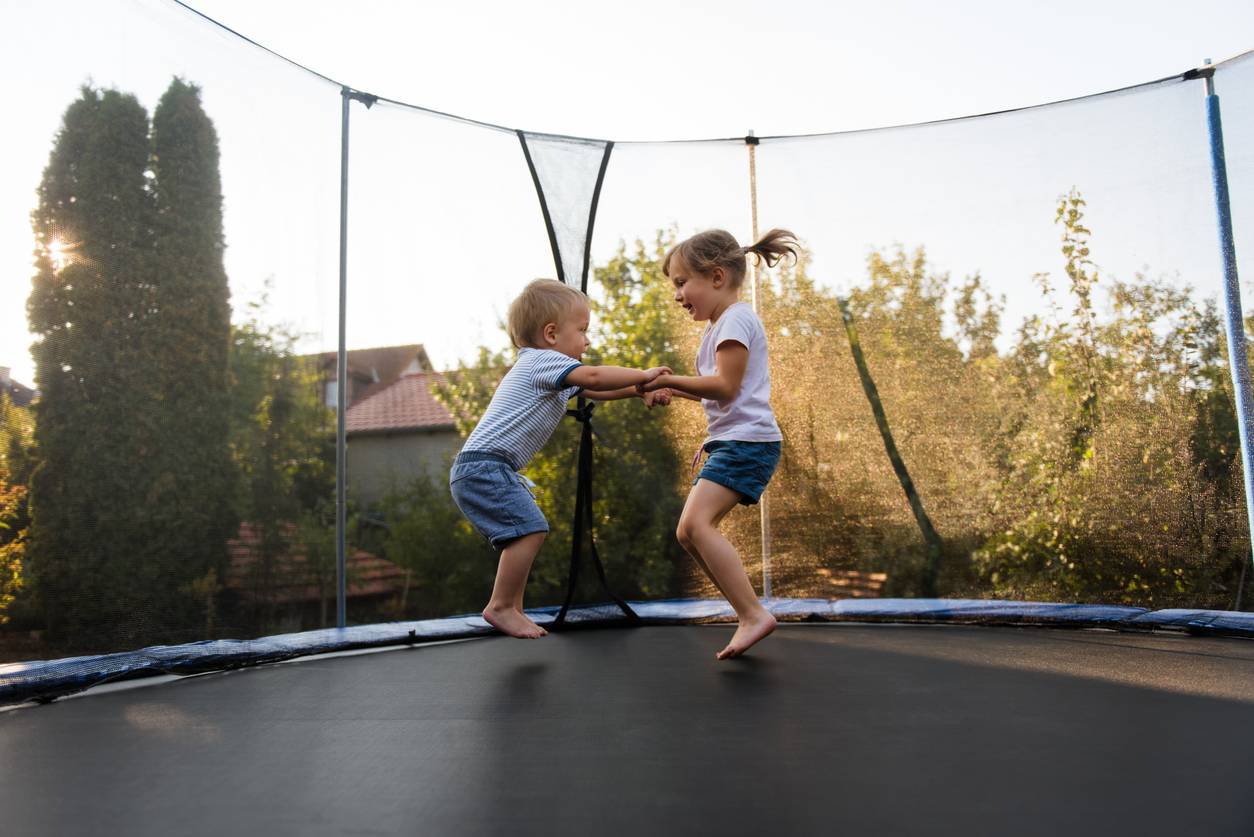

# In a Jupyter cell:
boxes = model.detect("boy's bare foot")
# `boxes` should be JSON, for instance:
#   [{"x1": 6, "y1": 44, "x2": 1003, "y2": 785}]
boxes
[
  {"x1": 522, "y1": 613, "x2": 548, "y2": 636},
  {"x1": 716, "y1": 610, "x2": 777, "y2": 660},
  {"x1": 482, "y1": 605, "x2": 546, "y2": 638}
]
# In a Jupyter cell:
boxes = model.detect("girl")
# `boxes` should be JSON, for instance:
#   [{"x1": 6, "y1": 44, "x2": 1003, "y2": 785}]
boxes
[{"x1": 641, "y1": 228, "x2": 799, "y2": 659}]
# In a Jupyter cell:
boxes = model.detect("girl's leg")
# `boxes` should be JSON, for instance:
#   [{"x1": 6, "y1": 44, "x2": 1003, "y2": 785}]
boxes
[
  {"x1": 483, "y1": 531, "x2": 547, "y2": 638},
  {"x1": 678, "y1": 495, "x2": 736, "y2": 601},
  {"x1": 676, "y1": 479, "x2": 776, "y2": 659}
]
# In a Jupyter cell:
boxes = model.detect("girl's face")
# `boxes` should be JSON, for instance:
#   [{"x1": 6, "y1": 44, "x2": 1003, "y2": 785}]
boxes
[{"x1": 670, "y1": 256, "x2": 735, "y2": 322}]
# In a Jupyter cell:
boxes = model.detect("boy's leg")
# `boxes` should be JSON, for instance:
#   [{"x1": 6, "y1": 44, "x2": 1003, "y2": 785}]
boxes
[
  {"x1": 483, "y1": 531, "x2": 547, "y2": 638},
  {"x1": 677, "y1": 479, "x2": 776, "y2": 659}
]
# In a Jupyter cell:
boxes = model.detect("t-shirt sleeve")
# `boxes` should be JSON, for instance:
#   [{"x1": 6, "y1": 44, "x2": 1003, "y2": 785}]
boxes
[
  {"x1": 530, "y1": 349, "x2": 583, "y2": 391},
  {"x1": 714, "y1": 306, "x2": 758, "y2": 352}
]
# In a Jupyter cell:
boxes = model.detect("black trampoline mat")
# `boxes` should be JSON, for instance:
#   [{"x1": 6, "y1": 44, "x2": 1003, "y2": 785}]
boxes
[{"x1": 4, "y1": 624, "x2": 1254, "y2": 836}]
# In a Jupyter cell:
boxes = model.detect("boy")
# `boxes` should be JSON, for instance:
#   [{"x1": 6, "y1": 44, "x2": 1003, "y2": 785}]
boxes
[{"x1": 449, "y1": 279, "x2": 670, "y2": 638}]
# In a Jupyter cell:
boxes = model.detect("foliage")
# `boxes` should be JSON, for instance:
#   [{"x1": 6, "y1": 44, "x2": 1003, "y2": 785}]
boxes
[
  {"x1": 226, "y1": 293, "x2": 336, "y2": 631},
  {"x1": 0, "y1": 393, "x2": 32, "y2": 625}
]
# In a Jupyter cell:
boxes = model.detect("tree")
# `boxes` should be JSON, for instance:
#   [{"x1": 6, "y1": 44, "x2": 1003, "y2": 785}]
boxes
[
  {"x1": 27, "y1": 87, "x2": 158, "y2": 649},
  {"x1": 26, "y1": 81, "x2": 238, "y2": 650},
  {"x1": 144, "y1": 78, "x2": 236, "y2": 628},
  {"x1": 226, "y1": 295, "x2": 336, "y2": 632}
]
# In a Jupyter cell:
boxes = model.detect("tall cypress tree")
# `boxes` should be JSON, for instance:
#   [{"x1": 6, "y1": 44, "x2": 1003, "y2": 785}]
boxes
[
  {"x1": 26, "y1": 81, "x2": 236, "y2": 650},
  {"x1": 27, "y1": 87, "x2": 156, "y2": 648},
  {"x1": 148, "y1": 78, "x2": 235, "y2": 638}
]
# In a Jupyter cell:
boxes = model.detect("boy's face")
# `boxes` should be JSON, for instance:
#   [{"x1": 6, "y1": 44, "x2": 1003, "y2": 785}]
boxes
[{"x1": 545, "y1": 300, "x2": 591, "y2": 360}]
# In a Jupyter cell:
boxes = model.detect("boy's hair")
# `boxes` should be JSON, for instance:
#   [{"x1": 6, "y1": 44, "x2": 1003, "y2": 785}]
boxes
[
  {"x1": 507, "y1": 278, "x2": 588, "y2": 349},
  {"x1": 662, "y1": 228, "x2": 800, "y2": 288}
]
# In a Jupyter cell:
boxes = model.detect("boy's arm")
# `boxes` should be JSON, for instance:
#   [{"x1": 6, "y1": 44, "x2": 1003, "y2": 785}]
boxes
[
  {"x1": 564, "y1": 364, "x2": 671, "y2": 392},
  {"x1": 640, "y1": 342, "x2": 748, "y2": 401}
]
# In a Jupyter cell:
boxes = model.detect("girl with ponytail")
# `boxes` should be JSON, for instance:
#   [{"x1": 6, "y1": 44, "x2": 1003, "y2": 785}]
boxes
[{"x1": 641, "y1": 228, "x2": 800, "y2": 659}]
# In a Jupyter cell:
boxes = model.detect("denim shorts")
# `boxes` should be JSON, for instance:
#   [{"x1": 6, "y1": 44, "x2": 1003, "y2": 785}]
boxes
[
  {"x1": 694, "y1": 440, "x2": 782, "y2": 505},
  {"x1": 449, "y1": 451, "x2": 549, "y2": 548}
]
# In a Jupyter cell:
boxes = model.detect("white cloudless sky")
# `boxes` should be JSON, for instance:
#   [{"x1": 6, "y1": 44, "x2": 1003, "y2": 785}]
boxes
[{"x1": 2, "y1": 0, "x2": 1253, "y2": 386}]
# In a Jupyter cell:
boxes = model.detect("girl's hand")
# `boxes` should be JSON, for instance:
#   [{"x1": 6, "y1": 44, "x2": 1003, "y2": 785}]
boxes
[{"x1": 638, "y1": 373, "x2": 670, "y2": 393}]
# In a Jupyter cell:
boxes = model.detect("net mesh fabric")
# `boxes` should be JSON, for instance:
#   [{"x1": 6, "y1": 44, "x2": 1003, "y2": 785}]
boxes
[{"x1": 0, "y1": 0, "x2": 1251, "y2": 670}]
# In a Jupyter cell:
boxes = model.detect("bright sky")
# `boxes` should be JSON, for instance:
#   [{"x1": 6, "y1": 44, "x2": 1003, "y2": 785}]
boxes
[{"x1": 3, "y1": 0, "x2": 1254, "y2": 387}]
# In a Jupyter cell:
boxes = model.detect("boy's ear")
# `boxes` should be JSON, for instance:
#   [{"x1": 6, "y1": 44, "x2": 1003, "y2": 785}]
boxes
[{"x1": 542, "y1": 321, "x2": 558, "y2": 345}]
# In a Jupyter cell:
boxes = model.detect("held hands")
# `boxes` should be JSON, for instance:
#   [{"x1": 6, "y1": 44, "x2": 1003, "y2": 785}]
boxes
[
  {"x1": 638, "y1": 368, "x2": 671, "y2": 394},
  {"x1": 642, "y1": 388, "x2": 673, "y2": 409},
  {"x1": 639, "y1": 367, "x2": 672, "y2": 409}
]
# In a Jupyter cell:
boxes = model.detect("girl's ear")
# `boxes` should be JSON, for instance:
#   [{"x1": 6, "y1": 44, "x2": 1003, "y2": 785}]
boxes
[
  {"x1": 711, "y1": 266, "x2": 727, "y2": 288},
  {"x1": 542, "y1": 321, "x2": 558, "y2": 345}
]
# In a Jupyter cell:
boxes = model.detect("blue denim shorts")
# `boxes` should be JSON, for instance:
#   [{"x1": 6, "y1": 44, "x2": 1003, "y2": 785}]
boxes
[
  {"x1": 449, "y1": 451, "x2": 549, "y2": 548},
  {"x1": 694, "y1": 440, "x2": 781, "y2": 505}
]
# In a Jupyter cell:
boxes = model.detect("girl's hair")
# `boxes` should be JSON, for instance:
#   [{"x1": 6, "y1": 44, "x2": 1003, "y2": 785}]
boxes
[
  {"x1": 662, "y1": 228, "x2": 800, "y2": 287},
  {"x1": 507, "y1": 278, "x2": 588, "y2": 349}
]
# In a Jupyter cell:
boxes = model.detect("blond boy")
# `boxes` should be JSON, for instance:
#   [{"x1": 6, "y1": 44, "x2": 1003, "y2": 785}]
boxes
[{"x1": 449, "y1": 279, "x2": 670, "y2": 638}]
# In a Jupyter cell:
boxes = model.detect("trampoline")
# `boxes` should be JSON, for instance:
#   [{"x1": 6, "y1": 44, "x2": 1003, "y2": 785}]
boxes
[
  {"x1": 5, "y1": 4, "x2": 1254, "y2": 835},
  {"x1": 4, "y1": 620, "x2": 1254, "y2": 836}
]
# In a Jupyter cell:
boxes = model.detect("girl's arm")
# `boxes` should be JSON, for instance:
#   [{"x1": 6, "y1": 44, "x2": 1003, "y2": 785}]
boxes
[
  {"x1": 640, "y1": 342, "x2": 748, "y2": 402},
  {"x1": 584, "y1": 386, "x2": 643, "y2": 402},
  {"x1": 565, "y1": 364, "x2": 670, "y2": 392}
]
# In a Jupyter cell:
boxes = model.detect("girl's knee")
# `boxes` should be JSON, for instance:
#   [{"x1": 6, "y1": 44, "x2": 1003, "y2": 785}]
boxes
[
  {"x1": 675, "y1": 522, "x2": 692, "y2": 551},
  {"x1": 676, "y1": 518, "x2": 706, "y2": 550}
]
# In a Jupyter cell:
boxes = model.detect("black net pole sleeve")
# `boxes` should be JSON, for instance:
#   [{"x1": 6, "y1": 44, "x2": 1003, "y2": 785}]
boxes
[
  {"x1": 517, "y1": 131, "x2": 565, "y2": 285},
  {"x1": 554, "y1": 403, "x2": 639, "y2": 625},
  {"x1": 555, "y1": 404, "x2": 592, "y2": 625},
  {"x1": 579, "y1": 141, "x2": 614, "y2": 292}
]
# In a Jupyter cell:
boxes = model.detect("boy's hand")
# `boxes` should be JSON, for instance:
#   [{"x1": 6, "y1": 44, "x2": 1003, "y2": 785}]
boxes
[
  {"x1": 642, "y1": 366, "x2": 672, "y2": 382},
  {"x1": 642, "y1": 388, "x2": 672, "y2": 409}
]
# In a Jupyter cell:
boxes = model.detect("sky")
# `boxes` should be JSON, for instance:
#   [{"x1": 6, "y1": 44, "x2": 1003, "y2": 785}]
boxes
[{"x1": 2, "y1": 0, "x2": 1254, "y2": 388}]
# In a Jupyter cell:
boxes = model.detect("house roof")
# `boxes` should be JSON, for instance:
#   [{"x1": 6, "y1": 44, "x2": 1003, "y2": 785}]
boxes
[
  {"x1": 225, "y1": 522, "x2": 407, "y2": 605},
  {"x1": 345, "y1": 372, "x2": 455, "y2": 435},
  {"x1": 312, "y1": 345, "x2": 432, "y2": 384}
]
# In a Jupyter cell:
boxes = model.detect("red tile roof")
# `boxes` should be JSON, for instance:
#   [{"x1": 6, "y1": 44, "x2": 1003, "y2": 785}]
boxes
[
  {"x1": 345, "y1": 372, "x2": 455, "y2": 435},
  {"x1": 312, "y1": 345, "x2": 432, "y2": 384},
  {"x1": 225, "y1": 522, "x2": 407, "y2": 605}
]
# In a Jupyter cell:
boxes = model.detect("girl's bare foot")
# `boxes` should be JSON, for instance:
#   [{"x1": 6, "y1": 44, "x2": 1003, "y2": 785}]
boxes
[
  {"x1": 482, "y1": 604, "x2": 546, "y2": 638},
  {"x1": 716, "y1": 610, "x2": 777, "y2": 660}
]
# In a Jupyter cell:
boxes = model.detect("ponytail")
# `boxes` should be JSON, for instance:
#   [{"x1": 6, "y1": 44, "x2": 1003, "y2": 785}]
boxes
[
  {"x1": 742, "y1": 228, "x2": 800, "y2": 270},
  {"x1": 664, "y1": 227, "x2": 801, "y2": 288}
]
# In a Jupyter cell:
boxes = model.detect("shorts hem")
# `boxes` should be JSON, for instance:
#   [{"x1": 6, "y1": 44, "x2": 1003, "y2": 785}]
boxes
[
  {"x1": 489, "y1": 523, "x2": 550, "y2": 549},
  {"x1": 691, "y1": 474, "x2": 761, "y2": 505}
]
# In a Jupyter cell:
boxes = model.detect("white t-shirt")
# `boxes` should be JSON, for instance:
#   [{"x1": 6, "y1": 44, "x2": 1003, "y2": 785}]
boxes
[{"x1": 696, "y1": 302, "x2": 782, "y2": 444}]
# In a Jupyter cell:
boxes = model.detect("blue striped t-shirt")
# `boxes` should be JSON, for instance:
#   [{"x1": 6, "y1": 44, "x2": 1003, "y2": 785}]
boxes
[{"x1": 460, "y1": 348, "x2": 583, "y2": 470}]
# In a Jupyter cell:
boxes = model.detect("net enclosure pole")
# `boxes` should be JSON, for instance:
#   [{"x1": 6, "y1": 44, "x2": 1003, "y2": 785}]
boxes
[
  {"x1": 336, "y1": 87, "x2": 350, "y2": 629},
  {"x1": 1199, "y1": 61, "x2": 1254, "y2": 585},
  {"x1": 335, "y1": 87, "x2": 378, "y2": 628},
  {"x1": 746, "y1": 130, "x2": 772, "y2": 599}
]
